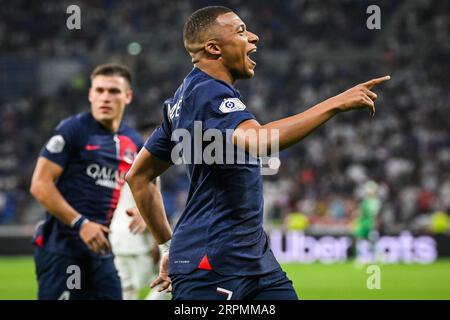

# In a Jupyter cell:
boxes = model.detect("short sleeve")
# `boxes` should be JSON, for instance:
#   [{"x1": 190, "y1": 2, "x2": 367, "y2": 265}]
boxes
[
  {"x1": 144, "y1": 107, "x2": 174, "y2": 164},
  {"x1": 39, "y1": 118, "x2": 78, "y2": 168},
  {"x1": 199, "y1": 80, "x2": 255, "y2": 132}
]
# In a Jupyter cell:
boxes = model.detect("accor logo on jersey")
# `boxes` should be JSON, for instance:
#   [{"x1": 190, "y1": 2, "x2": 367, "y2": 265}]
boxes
[{"x1": 86, "y1": 163, "x2": 127, "y2": 189}]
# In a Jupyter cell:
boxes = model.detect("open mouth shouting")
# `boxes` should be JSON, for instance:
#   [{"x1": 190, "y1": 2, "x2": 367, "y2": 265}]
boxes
[{"x1": 246, "y1": 47, "x2": 257, "y2": 66}]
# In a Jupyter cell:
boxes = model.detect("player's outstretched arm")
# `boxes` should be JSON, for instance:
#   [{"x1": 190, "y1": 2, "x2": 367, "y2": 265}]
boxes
[
  {"x1": 125, "y1": 148, "x2": 172, "y2": 244},
  {"x1": 30, "y1": 157, "x2": 112, "y2": 254},
  {"x1": 233, "y1": 76, "x2": 390, "y2": 154}
]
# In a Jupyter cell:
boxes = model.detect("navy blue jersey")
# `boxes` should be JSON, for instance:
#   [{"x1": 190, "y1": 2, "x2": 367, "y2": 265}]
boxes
[
  {"x1": 145, "y1": 68, "x2": 280, "y2": 276},
  {"x1": 38, "y1": 112, "x2": 142, "y2": 257}
]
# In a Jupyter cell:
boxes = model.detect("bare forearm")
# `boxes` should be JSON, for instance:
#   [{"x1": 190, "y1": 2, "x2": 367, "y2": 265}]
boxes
[
  {"x1": 262, "y1": 99, "x2": 338, "y2": 150},
  {"x1": 234, "y1": 75, "x2": 390, "y2": 155},
  {"x1": 233, "y1": 99, "x2": 338, "y2": 155},
  {"x1": 30, "y1": 181, "x2": 80, "y2": 225},
  {"x1": 128, "y1": 178, "x2": 172, "y2": 244}
]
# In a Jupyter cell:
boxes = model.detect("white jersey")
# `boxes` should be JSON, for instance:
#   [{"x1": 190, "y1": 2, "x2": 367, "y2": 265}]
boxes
[{"x1": 110, "y1": 182, "x2": 156, "y2": 255}]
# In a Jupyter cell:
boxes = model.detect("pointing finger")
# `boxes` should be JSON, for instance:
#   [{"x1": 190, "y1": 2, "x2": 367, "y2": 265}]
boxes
[{"x1": 362, "y1": 75, "x2": 391, "y2": 89}]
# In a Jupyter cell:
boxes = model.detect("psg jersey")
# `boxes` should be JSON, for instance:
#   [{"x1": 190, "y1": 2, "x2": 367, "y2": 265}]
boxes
[
  {"x1": 38, "y1": 112, "x2": 142, "y2": 257},
  {"x1": 146, "y1": 68, "x2": 280, "y2": 276}
]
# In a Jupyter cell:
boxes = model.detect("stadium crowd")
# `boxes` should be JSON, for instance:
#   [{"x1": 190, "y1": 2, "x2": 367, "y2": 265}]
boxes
[{"x1": 0, "y1": 0, "x2": 449, "y2": 234}]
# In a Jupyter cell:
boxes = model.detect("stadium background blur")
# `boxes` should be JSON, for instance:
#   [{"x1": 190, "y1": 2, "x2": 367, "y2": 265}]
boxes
[{"x1": 0, "y1": 0, "x2": 449, "y2": 299}]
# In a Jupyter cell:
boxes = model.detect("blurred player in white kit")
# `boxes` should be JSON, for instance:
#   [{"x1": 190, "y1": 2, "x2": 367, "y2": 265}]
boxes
[{"x1": 109, "y1": 121, "x2": 171, "y2": 300}]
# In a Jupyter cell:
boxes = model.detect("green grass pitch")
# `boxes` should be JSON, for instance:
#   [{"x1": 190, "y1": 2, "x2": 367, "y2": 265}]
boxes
[{"x1": 1, "y1": 256, "x2": 449, "y2": 299}]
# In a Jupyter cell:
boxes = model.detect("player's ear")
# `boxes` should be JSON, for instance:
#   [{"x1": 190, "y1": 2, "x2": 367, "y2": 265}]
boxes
[
  {"x1": 125, "y1": 89, "x2": 133, "y2": 105},
  {"x1": 204, "y1": 39, "x2": 221, "y2": 56},
  {"x1": 88, "y1": 86, "x2": 94, "y2": 103}
]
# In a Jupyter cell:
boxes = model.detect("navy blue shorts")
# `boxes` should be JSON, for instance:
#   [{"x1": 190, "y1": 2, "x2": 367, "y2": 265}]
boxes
[
  {"x1": 34, "y1": 247, "x2": 122, "y2": 300},
  {"x1": 171, "y1": 268, "x2": 298, "y2": 300}
]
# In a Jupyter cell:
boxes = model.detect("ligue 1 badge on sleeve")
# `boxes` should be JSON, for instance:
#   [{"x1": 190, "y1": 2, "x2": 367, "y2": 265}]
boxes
[
  {"x1": 46, "y1": 135, "x2": 66, "y2": 153},
  {"x1": 219, "y1": 98, "x2": 246, "y2": 113}
]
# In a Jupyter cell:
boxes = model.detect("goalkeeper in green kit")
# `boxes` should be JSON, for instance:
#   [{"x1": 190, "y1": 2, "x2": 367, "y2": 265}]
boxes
[{"x1": 353, "y1": 180, "x2": 382, "y2": 264}]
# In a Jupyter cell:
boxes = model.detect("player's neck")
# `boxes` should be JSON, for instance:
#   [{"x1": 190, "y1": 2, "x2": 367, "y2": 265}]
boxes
[
  {"x1": 96, "y1": 117, "x2": 121, "y2": 133},
  {"x1": 195, "y1": 61, "x2": 235, "y2": 85}
]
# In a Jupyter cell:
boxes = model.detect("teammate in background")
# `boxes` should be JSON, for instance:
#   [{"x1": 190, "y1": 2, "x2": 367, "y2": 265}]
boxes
[
  {"x1": 109, "y1": 121, "x2": 171, "y2": 300},
  {"x1": 30, "y1": 64, "x2": 143, "y2": 300},
  {"x1": 353, "y1": 180, "x2": 382, "y2": 265},
  {"x1": 126, "y1": 6, "x2": 390, "y2": 300}
]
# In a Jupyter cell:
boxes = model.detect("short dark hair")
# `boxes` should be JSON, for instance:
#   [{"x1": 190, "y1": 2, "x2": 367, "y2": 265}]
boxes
[
  {"x1": 183, "y1": 6, "x2": 233, "y2": 47},
  {"x1": 90, "y1": 63, "x2": 132, "y2": 86}
]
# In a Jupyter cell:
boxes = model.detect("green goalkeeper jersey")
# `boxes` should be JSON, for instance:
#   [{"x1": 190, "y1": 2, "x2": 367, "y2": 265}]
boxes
[{"x1": 354, "y1": 196, "x2": 381, "y2": 238}]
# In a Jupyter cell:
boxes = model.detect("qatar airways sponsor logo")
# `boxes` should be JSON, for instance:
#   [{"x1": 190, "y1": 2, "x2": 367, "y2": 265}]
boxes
[{"x1": 86, "y1": 163, "x2": 126, "y2": 189}]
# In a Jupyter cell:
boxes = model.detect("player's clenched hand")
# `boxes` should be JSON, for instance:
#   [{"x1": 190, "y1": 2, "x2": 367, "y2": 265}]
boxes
[
  {"x1": 151, "y1": 252, "x2": 171, "y2": 292},
  {"x1": 330, "y1": 76, "x2": 390, "y2": 116},
  {"x1": 126, "y1": 207, "x2": 147, "y2": 234},
  {"x1": 79, "y1": 221, "x2": 111, "y2": 255}
]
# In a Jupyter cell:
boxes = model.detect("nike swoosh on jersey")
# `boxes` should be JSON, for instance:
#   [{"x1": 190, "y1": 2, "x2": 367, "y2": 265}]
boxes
[{"x1": 85, "y1": 144, "x2": 101, "y2": 151}]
